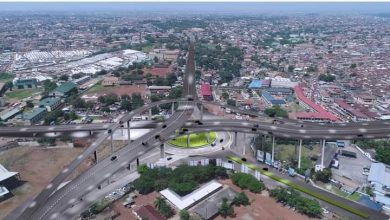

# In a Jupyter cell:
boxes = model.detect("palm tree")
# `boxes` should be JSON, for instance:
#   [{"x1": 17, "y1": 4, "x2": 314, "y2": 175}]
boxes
[{"x1": 154, "y1": 197, "x2": 165, "y2": 211}]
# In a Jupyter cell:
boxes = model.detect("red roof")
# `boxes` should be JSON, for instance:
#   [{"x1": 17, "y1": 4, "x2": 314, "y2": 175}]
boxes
[
  {"x1": 201, "y1": 83, "x2": 212, "y2": 96},
  {"x1": 136, "y1": 205, "x2": 165, "y2": 220},
  {"x1": 294, "y1": 86, "x2": 338, "y2": 121},
  {"x1": 335, "y1": 100, "x2": 368, "y2": 118}
]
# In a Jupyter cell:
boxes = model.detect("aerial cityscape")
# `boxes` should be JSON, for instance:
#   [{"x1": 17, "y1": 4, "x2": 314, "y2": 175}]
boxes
[{"x1": 0, "y1": 2, "x2": 390, "y2": 220}]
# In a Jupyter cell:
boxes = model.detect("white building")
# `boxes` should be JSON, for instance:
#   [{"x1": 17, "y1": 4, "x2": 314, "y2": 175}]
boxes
[
  {"x1": 368, "y1": 163, "x2": 390, "y2": 211},
  {"x1": 270, "y1": 76, "x2": 298, "y2": 88}
]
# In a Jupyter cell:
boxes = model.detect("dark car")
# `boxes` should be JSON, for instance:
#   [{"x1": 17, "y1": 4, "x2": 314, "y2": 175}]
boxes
[
  {"x1": 241, "y1": 157, "x2": 247, "y2": 162},
  {"x1": 142, "y1": 142, "x2": 147, "y2": 146},
  {"x1": 108, "y1": 129, "x2": 112, "y2": 134},
  {"x1": 195, "y1": 120, "x2": 203, "y2": 125},
  {"x1": 220, "y1": 139, "x2": 224, "y2": 143},
  {"x1": 167, "y1": 157, "x2": 172, "y2": 161},
  {"x1": 262, "y1": 167, "x2": 269, "y2": 171},
  {"x1": 111, "y1": 155, "x2": 118, "y2": 161},
  {"x1": 162, "y1": 124, "x2": 167, "y2": 128},
  {"x1": 155, "y1": 135, "x2": 161, "y2": 139},
  {"x1": 254, "y1": 124, "x2": 259, "y2": 128}
]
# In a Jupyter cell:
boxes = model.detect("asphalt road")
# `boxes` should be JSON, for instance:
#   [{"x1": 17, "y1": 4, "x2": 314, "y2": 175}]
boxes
[{"x1": 8, "y1": 41, "x2": 198, "y2": 220}]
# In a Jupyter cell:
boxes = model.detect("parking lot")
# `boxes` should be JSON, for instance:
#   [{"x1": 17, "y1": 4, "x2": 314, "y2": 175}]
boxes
[{"x1": 332, "y1": 145, "x2": 372, "y2": 187}]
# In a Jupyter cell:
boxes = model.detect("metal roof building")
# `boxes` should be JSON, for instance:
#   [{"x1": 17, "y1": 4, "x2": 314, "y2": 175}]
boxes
[{"x1": 160, "y1": 180, "x2": 222, "y2": 210}]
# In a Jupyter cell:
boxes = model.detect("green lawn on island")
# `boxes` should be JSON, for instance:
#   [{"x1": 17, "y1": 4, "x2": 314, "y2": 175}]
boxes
[
  {"x1": 5, "y1": 88, "x2": 42, "y2": 100},
  {"x1": 169, "y1": 132, "x2": 217, "y2": 148}
]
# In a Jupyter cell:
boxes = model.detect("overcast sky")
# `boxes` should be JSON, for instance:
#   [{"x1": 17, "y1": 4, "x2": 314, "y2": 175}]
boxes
[{"x1": 0, "y1": 2, "x2": 389, "y2": 15}]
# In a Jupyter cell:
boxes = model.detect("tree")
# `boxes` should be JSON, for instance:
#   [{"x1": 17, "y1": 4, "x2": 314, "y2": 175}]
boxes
[
  {"x1": 314, "y1": 168, "x2": 332, "y2": 183},
  {"x1": 131, "y1": 93, "x2": 144, "y2": 109},
  {"x1": 264, "y1": 106, "x2": 288, "y2": 118},
  {"x1": 231, "y1": 172, "x2": 265, "y2": 193},
  {"x1": 288, "y1": 65, "x2": 295, "y2": 72},
  {"x1": 151, "y1": 106, "x2": 160, "y2": 115},
  {"x1": 168, "y1": 86, "x2": 183, "y2": 99},
  {"x1": 222, "y1": 92, "x2": 229, "y2": 100},
  {"x1": 150, "y1": 94, "x2": 161, "y2": 102},
  {"x1": 137, "y1": 164, "x2": 149, "y2": 174},
  {"x1": 42, "y1": 80, "x2": 57, "y2": 95},
  {"x1": 5, "y1": 81, "x2": 13, "y2": 91},
  {"x1": 232, "y1": 192, "x2": 250, "y2": 206},
  {"x1": 179, "y1": 209, "x2": 190, "y2": 220},
  {"x1": 227, "y1": 99, "x2": 236, "y2": 107},
  {"x1": 26, "y1": 100, "x2": 34, "y2": 108},
  {"x1": 350, "y1": 63, "x2": 357, "y2": 69},
  {"x1": 219, "y1": 198, "x2": 234, "y2": 218},
  {"x1": 318, "y1": 74, "x2": 335, "y2": 82},
  {"x1": 154, "y1": 197, "x2": 174, "y2": 218},
  {"x1": 120, "y1": 99, "x2": 132, "y2": 111},
  {"x1": 59, "y1": 75, "x2": 69, "y2": 81}
]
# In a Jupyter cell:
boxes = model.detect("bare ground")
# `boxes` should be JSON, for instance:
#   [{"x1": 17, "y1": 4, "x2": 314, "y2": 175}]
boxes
[
  {"x1": 0, "y1": 146, "x2": 91, "y2": 219},
  {"x1": 217, "y1": 179, "x2": 314, "y2": 220}
]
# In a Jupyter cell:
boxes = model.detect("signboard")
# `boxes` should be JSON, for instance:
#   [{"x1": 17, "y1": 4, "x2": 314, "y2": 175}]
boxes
[
  {"x1": 257, "y1": 150, "x2": 264, "y2": 162},
  {"x1": 265, "y1": 152, "x2": 272, "y2": 165}
]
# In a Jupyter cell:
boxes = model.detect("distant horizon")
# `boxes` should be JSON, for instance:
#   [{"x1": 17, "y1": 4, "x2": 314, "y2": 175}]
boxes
[{"x1": 0, "y1": 2, "x2": 390, "y2": 15}]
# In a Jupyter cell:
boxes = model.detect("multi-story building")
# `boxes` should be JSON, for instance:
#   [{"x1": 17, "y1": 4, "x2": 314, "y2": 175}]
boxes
[{"x1": 368, "y1": 163, "x2": 390, "y2": 211}]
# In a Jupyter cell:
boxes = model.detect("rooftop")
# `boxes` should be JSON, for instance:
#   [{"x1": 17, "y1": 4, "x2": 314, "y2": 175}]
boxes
[
  {"x1": 0, "y1": 164, "x2": 18, "y2": 183},
  {"x1": 368, "y1": 163, "x2": 390, "y2": 187},
  {"x1": 201, "y1": 84, "x2": 212, "y2": 96},
  {"x1": 160, "y1": 180, "x2": 222, "y2": 210},
  {"x1": 135, "y1": 205, "x2": 165, "y2": 220},
  {"x1": 24, "y1": 107, "x2": 46, "y2": 120},
  {"x1": 54, "y1": 82, "x2": 77, "y2": 94},
  {"x1": 39, "y1": 97, "x2": 61, "y2": 107}
]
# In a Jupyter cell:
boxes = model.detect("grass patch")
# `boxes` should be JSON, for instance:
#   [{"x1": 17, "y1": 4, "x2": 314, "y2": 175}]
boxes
[
  {"x1": 168, "y1": 132, "x2": 217, "y2": 148},
  {"x1": 86, "y1": 81, "x2": 108, "y2": 93},
  {"x1": 0, "y1": 72, "x2": 15, "y2": 82},
  {"x1": 5, "y1": 88, "x2": 42, "y2": 100},
  {"x1": 226, "y1": 155, "x2": 369, "y2": 219},
  {"x1": 142, "y1": 45, "x2": 154, "y2": 53},
  {"x1": 348, "y1": 192, "x2": 361, "y2": 202}
]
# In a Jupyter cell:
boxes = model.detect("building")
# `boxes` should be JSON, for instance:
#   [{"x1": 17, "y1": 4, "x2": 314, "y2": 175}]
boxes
[
  {"x1": 160, "y1": 180, "x2": 222, "y2": 210},
  {"x1": 0, "y1": 107, "x2": 22, "y2": 121},
  {"x1": 134, "y1": 205, "x2": 165, "y2": 220},
  {"x1": 266, "y1": 88, "x2": 293, "y2": 95},
  {"x1": 201, "y1": 84, "x2": 213, "y2": 101},
  {"x1": 13, "y1": 78, "x2": 38, "y2": 89},
  {"x1": 294, "y1": 86, "x2": 338, "y2": 122},
  {"x1": 38, "y1": 97, "x2": 62, "y2": 112},
  {"x1": 270, "y1": 76, "x2": 298, "y2": 88},
  {"x1": 194, "y1": 187, "x2": 238, "y2": 220},
  {"x1": 52, "y1": 82, "x2": 78, "y2": 97},
  {"x1": 148, "y1": 86, "x2": 171, "y2": 95},
  {"x1": 72, "y1": 76, "x2": 91, "y2": 85},
  {"x1": 0, "y1": 164, "x2": 20, "y2": 200},
  {"x1": 102, "y1": 76, "x2": 119, "y2": 87},
  {"x1": 248, "y1": 79, "x2": 262, "y2": 89},
  {"x1": 23, "y1": 107, "x2": 47, "y2": 125},
  {"x1": 262, "y1": 91, "x2": 286, "y2": 106},
  {"x1": 368, "y1": 163, "x2": 390, "y2": 211}
]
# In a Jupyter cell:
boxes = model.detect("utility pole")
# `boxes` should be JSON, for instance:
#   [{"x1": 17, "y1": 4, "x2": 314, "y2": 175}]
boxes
[{"x1": 298, "y1": 139, "x2": 302, "y2": 169}]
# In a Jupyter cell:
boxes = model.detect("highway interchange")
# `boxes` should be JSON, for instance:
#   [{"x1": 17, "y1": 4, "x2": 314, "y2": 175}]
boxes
[{"x1": 4, "y1": 41, "x2": 390, "y2": 220}]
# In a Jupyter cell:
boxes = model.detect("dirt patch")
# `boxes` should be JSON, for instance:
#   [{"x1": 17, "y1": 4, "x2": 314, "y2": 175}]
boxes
[
  {"x1": 216, "y1": 179, "x2": 313, "y2": 220},
  {"x1": 0, "y1": 146, "x2": 89, "y2": 219},
  {"x1": 86, "y1": 85, "x2": 148, "y2": 99}
]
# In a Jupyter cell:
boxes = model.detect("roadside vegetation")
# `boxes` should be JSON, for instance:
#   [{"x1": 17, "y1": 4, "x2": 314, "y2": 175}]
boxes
[
  {"x1": 270, "y1": 187, "x2": 322, "y2": 218},
  {"x1": 354, "y1": 139, "x2": 390, "y2": 165},
  {"x1": 134, "y1": 164, "x2": 228, "y2": 196},
  {"x1": 230, "y1": 172, "x2": 265, "y2": 193}
]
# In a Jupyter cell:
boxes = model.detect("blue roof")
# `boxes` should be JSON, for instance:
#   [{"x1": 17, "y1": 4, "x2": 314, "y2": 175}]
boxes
[
  {"x1": 262, "y1": 91, "x2": 286, "y2": 105},
  {"x1": 249, "y1": 80, "x2": 262, "y2": 89}
]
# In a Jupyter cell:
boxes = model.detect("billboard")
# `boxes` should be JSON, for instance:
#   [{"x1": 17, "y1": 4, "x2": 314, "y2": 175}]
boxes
[{"x1": 257, "y1": 150, "x2": 264, "y2": 162}]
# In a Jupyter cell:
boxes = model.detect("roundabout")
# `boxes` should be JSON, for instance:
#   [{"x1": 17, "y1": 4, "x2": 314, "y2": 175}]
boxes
[{"x1": 168, "y1": 131, "x2": 217, "y2": 148}]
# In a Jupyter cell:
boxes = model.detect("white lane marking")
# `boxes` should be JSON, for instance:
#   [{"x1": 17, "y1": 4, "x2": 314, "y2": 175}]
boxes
[
  {"x1": 213, "y1": 121, "x2": 221, "y2": 125},
  {"x1": 20, "y1": 128, "x2": 28, "y2": 131},
  {"x1": 48, "y1": 127, "x2": 55, "y2": 131},
  {"x1": 359, "y1": 128, "x2": 367, "y2": 133},
  {"x1": 62, "y1": 168, "x2": 69, "y2": 173},
  {"x1": 328, "y1": 129, "x2": 336, "y2": 134},
  {"x1": 270, "y1": 126, "x2": 277, "y2": 130},
  {"x1": 299, "y1": 129, "x2": 306, "y2": 134},
  {"x1": 77, "y1": 154, "x2": 83, "y2": 159},
  {"x1": 29, "y1": 201, "x2": 37, "y2": 208},
  {"x1": 46, "y1": 184, "x2": 53, "y2": 189}
]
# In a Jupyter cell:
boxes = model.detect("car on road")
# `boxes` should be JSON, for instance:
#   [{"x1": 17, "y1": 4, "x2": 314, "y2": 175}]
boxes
[
  {"x1": 111, "y1": 155, "x2": 118, "y2": 161},
  {"x1": 167, "y1": 157, "x2": 172, "y2": 161}
]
